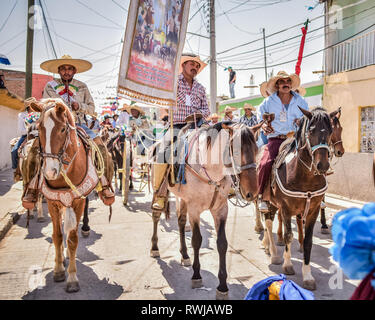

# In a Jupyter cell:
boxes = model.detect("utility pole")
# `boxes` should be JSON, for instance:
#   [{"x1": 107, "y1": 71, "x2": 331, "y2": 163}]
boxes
[
  {"x1": 25, "y1": 0, "x2": 35, "y2": 99},
  {"x1": 262, "y1": 28, "x2": 268, "y2": 82},
  {"x1": 209, "y1": 0, "x2": 217, "y2": 113}
]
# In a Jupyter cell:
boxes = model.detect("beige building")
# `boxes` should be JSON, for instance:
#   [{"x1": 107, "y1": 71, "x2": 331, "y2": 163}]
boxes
[{"x1": 322, "y1": 0, "x2": 375, "y2": 201}]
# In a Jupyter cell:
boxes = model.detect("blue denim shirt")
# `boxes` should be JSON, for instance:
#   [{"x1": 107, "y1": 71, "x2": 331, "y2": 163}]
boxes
[{"x1": 257, "y1": 91, "x2": 308, "y2": 138}]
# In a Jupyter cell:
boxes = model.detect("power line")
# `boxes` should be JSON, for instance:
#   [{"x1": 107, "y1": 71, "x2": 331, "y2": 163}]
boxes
[
  {"x1": 46, "y1": 17, "x2": 123, "y2": 30},
  {"x1": 112, "y1": 0, "x2": 128, "y2": 12},
  {"x1": 0, "y1": 0, "x2": 18, "y2": 33},
  {"x1": 38, "y1": 0, "x2": 58, "y2": 58},
  {"x1": 234, "y1": 21, "x2": 375, "y2": 71}
]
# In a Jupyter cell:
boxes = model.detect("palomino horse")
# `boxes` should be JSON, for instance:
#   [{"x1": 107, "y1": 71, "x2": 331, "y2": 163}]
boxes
[
  {"x1": 263, "y1": 107, "x2": 339, "y2": 290},
  {"x1": 29, "y1": 98, "x2": 101, "y2": 293},
  {"x1": 150, "y1": 122, "x2": 258, "y2": 299}
]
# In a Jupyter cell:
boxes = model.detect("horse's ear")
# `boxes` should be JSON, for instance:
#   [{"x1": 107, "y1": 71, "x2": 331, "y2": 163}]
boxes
[
  {"x1": 55, "y1": 100, "x2": 67, "y2": 114},
  {"x1": 27, "y1": 97, "x2": 44, "y2": 113},
  {"x1": 250, "y1": 120, "x2": 264, "y2": 136},
  {"x1": 222, "y1": 123, "x2": 233, "y2": 136},
  {"x1": 329, "y1": 108, "x2": 340, "y2": 119},
  {"x1": 298, "y1": 106, "x2": 312, "y2": 120}
]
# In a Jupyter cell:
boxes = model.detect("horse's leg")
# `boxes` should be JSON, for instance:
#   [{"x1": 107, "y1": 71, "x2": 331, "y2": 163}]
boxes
[
  {"x1": 48, "y1": 202, "x2": 65, "y2": 282},
  {"x1": 81, "y1": 197, "x2": 90, "y2": 238},
  {"x1": 254, "y1": 199, "x2": 264, "y2": 234},
  {"x1": 302, "y1": 208, "x2": 319, "y2": 291},
  {"x1": 150, "y1": 209, "x2": 161, "y2": 257},
  {"x1": 211, "y1": 203, "x2": 229, "y2": 300},
  {"x1": 276, "y1": 210, "x2": 284, "y2": 246},
  {"x1": 320, "y1": 197, "x2": 329, "y2": 234},
  {"x1": 282, "y1": 208, "x2": 295, "y2": 275},
  {"x1": 37, "y1": 194, "x2": 45, "y2": 222},
  {"x1": 264, "y1": 208, "x2": 282, "y2": 265},
  {"x1": 190, "y1": 211, "x2": 203, "y2": 289},
  {"x1": 66, "y1": 200, "x2": 85, "y2": 293},
  {"x1": 177, "y1": 198, "x2": 190, "y2": 266},
  {"x1": 296, "y1": 214, "x2": 304, "y2": 253}
]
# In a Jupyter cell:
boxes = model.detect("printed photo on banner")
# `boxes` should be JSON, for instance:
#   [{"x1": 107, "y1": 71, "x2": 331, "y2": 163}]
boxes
[{"x1": 127, "y1": 0, "x2": 185, "y2": 91}]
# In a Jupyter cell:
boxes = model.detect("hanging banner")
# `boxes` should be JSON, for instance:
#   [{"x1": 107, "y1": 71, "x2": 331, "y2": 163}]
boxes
[{"x1": 118, "y1": 0, "x2": 191, "y2": 108}]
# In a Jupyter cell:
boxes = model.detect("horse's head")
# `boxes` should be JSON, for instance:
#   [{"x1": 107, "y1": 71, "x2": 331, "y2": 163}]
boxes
[
  {"x1": 30, "y1": 98, "x2": 77, "y2": 181},
  {"x1": 224, "y1": 123, "x2": 258, "y2": 201},
  {"x1": 298, "y1": 106, "x2": 337, "y2": 175},
  {"x1": 330, "y1": 107, "x2": 344, "y2": 157}
]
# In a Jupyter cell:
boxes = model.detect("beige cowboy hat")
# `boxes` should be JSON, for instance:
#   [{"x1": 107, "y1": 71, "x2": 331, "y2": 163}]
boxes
[
  {"x1": 295, "y1": 86, "x2": 306, "y2": 96},
  {"x1": 265, "y1": 71, "x2": 301, "y2": 95},
  {"x1": 224, "y1": 106, "x2": 237, "y2": 113},
  {"x1": 118, "y1": 103, "x2": 130, "y2": 112},
  {"x1": 40, "y1": 54, "x2": 92, "y2": 74},
  {"x1": 125, "y1": 104, "x2": 145, "y2": 116},
  {"x1": 179, "y1": 53, "x2": 207, "y2": 75},
  {"x1": 260, "y1": 81, "x2": 271, "y2": 98},
  {"x1": 208, "y1": 113, "x2": 220, "y2": 121},
  {"x1": 91, "y1": 112, "x2": 98, "y2": 118},
  {"x1": 243, "y1": 103, "x2": 256, "y2": 111}
]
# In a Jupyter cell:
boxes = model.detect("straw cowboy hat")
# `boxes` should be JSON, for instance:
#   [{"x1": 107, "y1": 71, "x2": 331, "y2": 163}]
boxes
[
  {"x1": 125, "y1": 104, "x2": 145, "y2": 116},
  {"x1": 260, "y1": 81, "x2": 271, "y2": 98},
  {"x1": 264, "y1": 71, "x2": 301, "y2": 95},
  {"x1": 40, "y1": 54, "x2": 92, "y2": 74},
  {"x1": 224, "y1": 106, "x2": 237, "y2": 113},
  {"x1": 91, "y1": 112, "x2": 98, "y2": 118},
  {"x1": 243, "y1": 103, "x2": 256, "y2": 111},
  {"x1": 208, "y1": 113, "x2": 220, "y2": 121},
  {"x1": 118, "y1": 103, "x2": 130, "y2": 112},
  {"x1": 179, "y1": 53, "x2": 207, "y2": 75}
]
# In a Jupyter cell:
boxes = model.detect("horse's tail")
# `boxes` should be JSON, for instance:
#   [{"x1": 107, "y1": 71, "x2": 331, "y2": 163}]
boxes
[{"x1": 64, "y1": 207, "x2": 77, "y2": 235}]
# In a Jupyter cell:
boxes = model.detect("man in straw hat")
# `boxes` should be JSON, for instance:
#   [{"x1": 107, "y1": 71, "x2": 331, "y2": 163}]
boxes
[
  {"x1": 257, "y1": 70, "x2": 308, "y2": 213},
  {"x1": 239, "y1": 103, "x2": 257, "y2": 127},
  {"x1": 151, "y1": 53, "x2": 210, "y2": 211},
  {"x1": 21, "y1": 55, "x2": 115, "y2": 208},
  {"x1": 208, "y1": 113, "x2": 219, "y2": 125}
]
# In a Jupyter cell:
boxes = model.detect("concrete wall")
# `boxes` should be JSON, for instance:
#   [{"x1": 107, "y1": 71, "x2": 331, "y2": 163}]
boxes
[
  {"x1": 327, "y1": 152, "x2": 375, "y2": 202},
  {"x1": 323, "y1": 65, "x2": 375, "y2": 152},
  {"x1": 0, "y1": 105, "x2": 19, "y2": 170}
]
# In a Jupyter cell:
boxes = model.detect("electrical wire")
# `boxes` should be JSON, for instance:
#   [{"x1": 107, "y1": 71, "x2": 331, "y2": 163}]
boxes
[
  {"x1": 0, "y1": 0, "x2": 18, "y2": 33},
  {"x1": 38, "y1": 0, "x2": 58, "y2": 58}
]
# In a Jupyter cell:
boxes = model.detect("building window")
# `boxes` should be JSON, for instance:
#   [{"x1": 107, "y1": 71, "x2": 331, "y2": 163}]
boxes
[{"x1": 360, "y1": 106, "x2": 375, "y2": 153}]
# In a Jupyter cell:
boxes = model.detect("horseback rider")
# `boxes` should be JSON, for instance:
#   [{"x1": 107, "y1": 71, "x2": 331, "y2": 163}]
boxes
[
  {"x1": 152, "y1": 53, "x2": 210, "y2": 210},
  {"x1": 257, "y1": 71, "x2": 309, "y2": 213},
  {"x1": 21, "y1": 55, "x2": 115, "y2": 208}
]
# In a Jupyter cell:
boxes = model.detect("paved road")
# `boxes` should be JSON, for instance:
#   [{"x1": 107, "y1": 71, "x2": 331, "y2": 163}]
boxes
[{"x1": 0, "y1": 173, "x2": 360, "y2": 300}]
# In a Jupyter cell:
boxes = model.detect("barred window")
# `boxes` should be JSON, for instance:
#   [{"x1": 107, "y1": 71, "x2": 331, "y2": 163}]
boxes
[{"x1": 360, "y1": 106, "x2": 375, "y2": 153}]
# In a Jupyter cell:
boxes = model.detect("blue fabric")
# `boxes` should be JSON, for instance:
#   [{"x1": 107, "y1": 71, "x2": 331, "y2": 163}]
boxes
[
  {"x1": 11, "y1": 134, "x2": 26, "y2": 169},
  {"x1": 257, "y1": 91, "x2": 308, "y2": 139},
  {"x1": 244, "y1": 274, "x2": 314, "y2": 300},
  {"x1": 229, "y1": 82, "x2": 235, "y2": 99},
  {"x1": 77, "y1": 123, "x2": 96, "y2": 139},
  {"x1": 330, "y1": 203, "x2": 375, "y2": 281},
  {"x1": 256, "y1": 131, "x2": 268, "y2": 148},
  {"x1": 176, "y1": 141, "x2": 188, "y2": 185}
]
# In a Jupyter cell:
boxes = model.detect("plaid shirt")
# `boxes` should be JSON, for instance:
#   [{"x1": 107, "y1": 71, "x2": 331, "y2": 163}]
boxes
[
  {"x1": 239, "y1": 114, "x2": 258, "y2": 127},
  {"x1": 173, "y1": 74, "x2": 210, "y2": 124}
]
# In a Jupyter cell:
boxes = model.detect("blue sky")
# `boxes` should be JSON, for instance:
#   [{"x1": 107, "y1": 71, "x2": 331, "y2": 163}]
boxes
[{"x1": 0, "y1": 0, "x2": 326, "y2": 107}]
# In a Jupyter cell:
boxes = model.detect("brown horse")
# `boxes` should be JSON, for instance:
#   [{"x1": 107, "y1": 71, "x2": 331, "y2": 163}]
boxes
[
  {"x1": 29, "y1": 98, "x2": 99, "y2": 293},
  {"x1": 263, "y1": 107, "x2": 339, "y2": 291},
  {"x1": 150, "y1": 122, "x2": 258, "y2": 299}
]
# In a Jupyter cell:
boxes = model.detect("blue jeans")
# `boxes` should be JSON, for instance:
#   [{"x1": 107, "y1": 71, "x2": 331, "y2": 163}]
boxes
[
  {"x1": 77, "y1": 124, "x2": 96, "y2": 139},
  {"x1": 256, "y1": 131, "x2": 269, "y2": 149},
  {"x1": 11, "y1": 134, "x2": 26, "y2": 169},
  {"x1": 229, "y1": 82, "x2": 235, "y2": 99}
]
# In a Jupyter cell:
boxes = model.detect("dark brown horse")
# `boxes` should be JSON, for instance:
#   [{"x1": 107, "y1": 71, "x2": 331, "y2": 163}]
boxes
[{"x1": 263, "y1": 107, "x2": 339, "y2": 291}]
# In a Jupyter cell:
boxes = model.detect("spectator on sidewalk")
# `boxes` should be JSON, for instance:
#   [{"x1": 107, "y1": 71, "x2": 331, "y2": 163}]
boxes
[{"x1": 225, "y1": 67, "x2": 236, "y2": 99}]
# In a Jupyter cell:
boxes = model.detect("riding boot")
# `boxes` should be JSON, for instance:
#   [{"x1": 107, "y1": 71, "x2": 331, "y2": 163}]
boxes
[
  {"x1": 21, "y1": 138, "x2": 40, "y2": 209},
  {"x1": 152, "y1": 163, "x2": 168, "y2": 210},
  {"x1": 93, "y1": 137, "x2": 115, "y2": 206},
  {"x1": 258, "y1": 195, "x2": 270, "y2": 213}
]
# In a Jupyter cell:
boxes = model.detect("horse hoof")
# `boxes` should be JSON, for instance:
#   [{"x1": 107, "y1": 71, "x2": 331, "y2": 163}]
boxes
[
  {"x1": 181, "y1": 258, "x2": 191, "y2": 267},
  {"x1": 53, "y1": 271, "x2": 66, "y2": 282},
  {"x1": 216, "y1": 289, "x2": 229, "y2": 300},
  {"x1": 276, "y1": 240, "x2": 284, "y2": 247},
  {"x1": 191, "y1": 279, "x2": 203, "y2": 289},
  {"x1": 81, "y1": 230, "x2": 90, "y2": 238},
  {"x1": 321, "y1": 227, "x2": 330, "y2": 234},
  {"x1": 65, "y1": 281, "x2": 80, "y2": 293},
  {"x1": 271, "y1": 256, "x2": 283, "y2": 265},
  {"x1": 254, "y1": 225, "x2": 264, "y2": 234},
  {"x1": 150, "y1": 250, "x2": 160, "y2": 258},
  {"x1": 37, "y1": 217, "x2": 45, "y2": 223},
  {"x1": 303, "y1": 280, "x2": 316, "y2": 291},
  {"x1": 282, "y1": 265, "x2": 295, "y2": 275}
]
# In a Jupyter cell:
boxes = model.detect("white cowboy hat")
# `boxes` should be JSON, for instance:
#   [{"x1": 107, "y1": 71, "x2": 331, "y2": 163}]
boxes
[
  {"x1": 243, "y1": 103, "x2": 256, "y2": 111},
  {"x1": 125, "y1": 104, "x2": 145, "y2": 116},
  {"x1": 224, "y1": 106, "x2": 236, "y2": 113},
  {"x1": 179, "y1": 53, "x2": 207, "y2": 75},
  {"x1": 265, "y1": 71, "x2": 301, "y2": 95},
  {"x1": 260, "y1": 81, "x2": 271, "y2": 98},
  {"x1": 40, "y1": 54, "x2": 92, "y2": 74}
]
